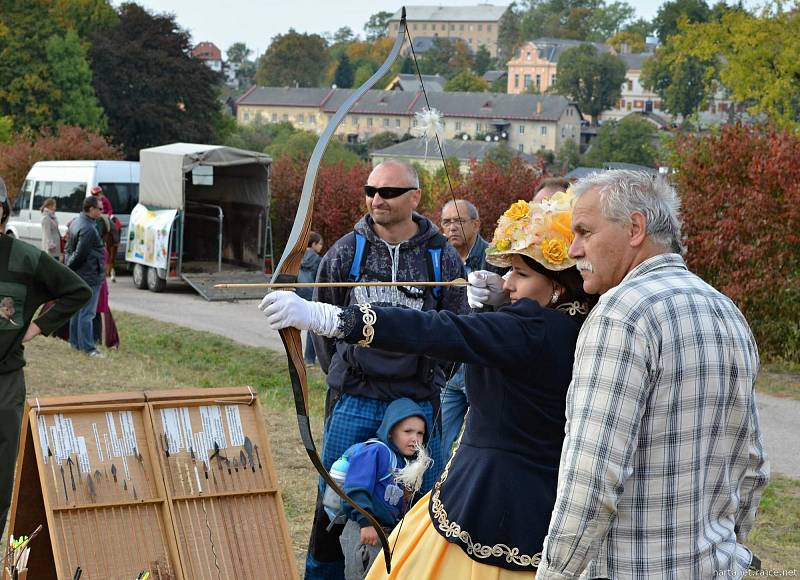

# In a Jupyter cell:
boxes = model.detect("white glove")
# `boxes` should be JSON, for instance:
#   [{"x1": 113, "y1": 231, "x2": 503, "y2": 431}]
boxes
[
  {"x1": 258, "y1": 291, "x2": 344, "y2": 338},
  {"x1": 467, "y1": 270, "x2": 509, "y2": 309}
]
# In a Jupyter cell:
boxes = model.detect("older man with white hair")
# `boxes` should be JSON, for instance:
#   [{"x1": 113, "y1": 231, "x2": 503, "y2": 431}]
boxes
[{"x1": 536, "y1": 171, "x2": 768, "y2": 579}]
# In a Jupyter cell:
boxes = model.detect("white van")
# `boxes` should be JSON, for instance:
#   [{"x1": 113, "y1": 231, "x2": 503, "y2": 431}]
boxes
[{"x1": 5, "y1": 160, "x2": 140, "y2": 265}]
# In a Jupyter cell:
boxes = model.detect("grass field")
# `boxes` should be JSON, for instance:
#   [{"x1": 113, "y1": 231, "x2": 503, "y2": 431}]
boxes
[{"x1": 21, "y1": 312, "x2": 800, "y2": 575}]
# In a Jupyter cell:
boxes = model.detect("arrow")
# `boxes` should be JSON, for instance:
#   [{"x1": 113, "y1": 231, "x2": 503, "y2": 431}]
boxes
[
  {"x1": 67, "y1": 457, "x2": 76, "y2": 492},
  {"x1": 60, "y1": 465, "x2": 69, "y2": 502},
  {"x1": 215, "y1": 278, "x2": 468, "y2": 289},
  {"x1": 244, "y1": 437, "x2": 256, "y2": 472},
  {"x1": 47, "y1": 447, "x2": 59, "y2": 501},
  {"x1": 254, "y1": 445, "x2": 263, "y2": 470}
]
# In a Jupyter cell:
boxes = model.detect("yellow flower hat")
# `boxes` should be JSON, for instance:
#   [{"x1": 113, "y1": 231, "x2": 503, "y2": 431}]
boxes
[{"x1": 485, "y1": 190, "x2": 576, "y2": 271}]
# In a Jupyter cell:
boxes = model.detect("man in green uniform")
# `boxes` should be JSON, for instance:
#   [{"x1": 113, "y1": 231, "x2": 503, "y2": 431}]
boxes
[{"x1": 0, "y1": 176, "x2": 91, "y2": 532}]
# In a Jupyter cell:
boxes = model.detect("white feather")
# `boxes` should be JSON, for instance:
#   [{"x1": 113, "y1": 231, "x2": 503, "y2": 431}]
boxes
[
  {"x1": 410, "y1": 107, "x2": 446, "y2": 159},
  {"x1": 393, "y1": 443, "x2": 433, "y2": 493}
]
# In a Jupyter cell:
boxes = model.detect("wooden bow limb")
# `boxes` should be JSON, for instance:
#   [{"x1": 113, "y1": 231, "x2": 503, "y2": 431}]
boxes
[{"x1": 215, "y1": 278, "x2": 468, "y2": 289}]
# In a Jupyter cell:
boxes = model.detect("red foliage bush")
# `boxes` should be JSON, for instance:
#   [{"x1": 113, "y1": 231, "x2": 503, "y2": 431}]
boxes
[
  {"x1": 671, "y1": 124, "x2": 800, "y2": 360},
  {"x1": 270, "y1": 155, "x2": 545, "y2": 262},
  {"x1": 0, "y1": 125, "x2": 122, "y2": 200}
]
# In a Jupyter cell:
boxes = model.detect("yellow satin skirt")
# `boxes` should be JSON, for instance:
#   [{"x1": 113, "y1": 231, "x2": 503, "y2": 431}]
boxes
[{"x1": 365, "y1": 492, "x2": 536, "y2": 579}]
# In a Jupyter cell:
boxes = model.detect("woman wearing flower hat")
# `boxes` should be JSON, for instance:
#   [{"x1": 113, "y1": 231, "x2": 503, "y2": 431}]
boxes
[{"x1": 261, "y1": 192, "x2": 596, "y2": 579}]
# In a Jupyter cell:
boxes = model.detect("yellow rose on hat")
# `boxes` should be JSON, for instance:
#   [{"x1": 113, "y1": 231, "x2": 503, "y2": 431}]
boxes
[
  {"x1": 504, "y1": 200, "x2": 530, "y2": 220},
  {"x1": 541, "y1": 238, "x2": 569, "y2": 265}
]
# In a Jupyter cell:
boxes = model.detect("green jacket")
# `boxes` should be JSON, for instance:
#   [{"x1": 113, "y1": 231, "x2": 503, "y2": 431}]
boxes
[{"x1": 0, "y1": 235, "x2": 91, "y2": 374}]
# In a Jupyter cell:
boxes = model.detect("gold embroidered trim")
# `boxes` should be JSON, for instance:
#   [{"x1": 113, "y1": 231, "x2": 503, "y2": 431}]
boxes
[
  {"x1": 430, "y1": 429, "x2": 542, "y2": 568},
  {"x1": 357, "y1": 303, "x2": 376, "y2": 347},
  {"x1": 556, "y1": 300, "x2": 588, "y2": 316}
]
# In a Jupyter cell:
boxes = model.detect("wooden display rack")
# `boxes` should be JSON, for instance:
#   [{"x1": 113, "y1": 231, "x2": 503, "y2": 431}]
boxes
[{"x1": 5, "y1": 387, "x2": 297, "y2": 580}]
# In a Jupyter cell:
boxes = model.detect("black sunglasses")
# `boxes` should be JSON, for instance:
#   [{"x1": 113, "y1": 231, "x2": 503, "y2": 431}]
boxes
[{"x1": 364, "y1": 185, "x2": 418, "y2": 199}]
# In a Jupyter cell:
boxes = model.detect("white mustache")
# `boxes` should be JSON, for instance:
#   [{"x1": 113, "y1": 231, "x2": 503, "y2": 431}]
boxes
[{"x1": 576, "y1": 259, "x2": 594, "y2": 272}]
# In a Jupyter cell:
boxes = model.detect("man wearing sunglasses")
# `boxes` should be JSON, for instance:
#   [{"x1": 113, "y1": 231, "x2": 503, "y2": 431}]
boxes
[{"x1": 304, "y1": 159, "x2": 466, "y2": 579}]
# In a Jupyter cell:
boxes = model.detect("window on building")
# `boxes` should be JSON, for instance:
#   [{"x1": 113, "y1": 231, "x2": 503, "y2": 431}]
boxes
[
  {"x1": 476, "y1": 123, "x2": 482, "y2": 132},
  {"x1": 460, "y1": 24, "x2": 464, "y2": 31},
  {"x1": 626, "y1": 102, "x2": 632, "y2": 111},
  {"x1": 243, "y1": 112, "x2": 250, "y2": 121},
  {"x1": 469, "y1": 24, "x2": 474, "y2": 31},
  {"x1": 518, "y1": 144, "x2": 524, "y2": 152},
  {"x1": 619, "y1": 99, "x2": 625, "y2": 108},
  {"x1": 535, "y1": 74, "x2": 541, "y2": 89},
  {"x1": 352, "y1": 116, "x2": 358, "y2": 126},
  {"x1": 478, "y1": 24, "x2": 483, "y2": 31},
  {"x1": 271, "y1": 113, "x2": 277, "y2": 122},
  {"x1": 412, "y1": 119, "x2": 418, "y2": 127},
  {"x1": 514, "y1": 74, "x2": 519, "y2": 88},
  {"x1": 282, "y1": 113, "x2": 288, "y2": 121},
  {"x1": 382, "y1": 118, "x2": 389, "y2": 127},
  {"x1": 422, "y1": 23, "x2": 427, "y2": 30},
  {"x1": 551, "y1": 74, "x2": 556, "y2": 85},
  {"x1": 309, "y1": 114, "x2": 316, "y2": 124},
  {"x1": 524, "y1": 74, "x2": 531, "y2": 88},
  {"x1": 450, "y1": 24, "x2": 455, "y2": 30},
  {"x1": 519, "y1": 125, "x2": 525, "y2": 134},
  {"x1": 540, "y1": 126, "x2": 547, "y2": 136},
  {"x1": 561, "y1": 126, "x2": 566, "y2": 138},
  {"x1": 488, "y1": 24, "x2": 493, "y2": 31},
  {"x1": 395, "y1": 118, "x2": 401, "y2": 128},
  {"x1": 298, "y1": 113, "x2": 305, "y2": 123},
  {"x1": 526, "y1": 51, "x2": 531, "y2": 61},
  {"x1": 627, "y1": 79, "x2": 633, "y2": 91},
  {"x1": 455, "y1": 121, "x2": 462, "y2": 131},
  {"x1": 367, "y1": 117, "x2": 373, "y2": 127}
]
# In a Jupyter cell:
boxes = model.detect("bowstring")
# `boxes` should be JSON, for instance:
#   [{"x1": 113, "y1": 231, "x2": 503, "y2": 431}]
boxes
[{"x1": 389, "y1": 23, "x2": 471, "y2": 559}]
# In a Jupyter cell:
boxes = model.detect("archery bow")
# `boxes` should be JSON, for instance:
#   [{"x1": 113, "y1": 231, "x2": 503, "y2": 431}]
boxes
[{"x1": 269, "y1": 8, "x2": 410, "y2": 573}]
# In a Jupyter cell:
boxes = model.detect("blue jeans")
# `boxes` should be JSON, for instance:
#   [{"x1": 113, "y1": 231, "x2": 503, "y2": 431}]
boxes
[
  {"x1": 69, "y1": 282, "x2": 101, "y2": 353},
  {"x1": 304, "y1": 331, "x2": 316, "y2": 364},
  {"x1": 441, "y1": 365, "x2": 468, "y2": 456}
]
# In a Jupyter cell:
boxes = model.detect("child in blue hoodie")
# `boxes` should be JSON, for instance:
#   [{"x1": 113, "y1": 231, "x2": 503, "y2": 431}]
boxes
[{"x1": 326, "y1": 398, "x2": 430, "y2": 579}]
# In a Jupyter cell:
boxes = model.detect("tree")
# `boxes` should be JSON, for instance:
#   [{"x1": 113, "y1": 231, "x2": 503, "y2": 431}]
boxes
[
  {"x1": 652, "y1": 0, "x2": 710, "y2": 43},
  {"x1": 226, "y1": 42, "x2": 251, "y2": 64},
  {"x1": 588, "y1": 0, "x2": 636, "y2": 40},
  {"x1": 0, "y1": 124, "x2": 121, "y2": 199},
  {"x1": 418, "y1": 39, "x2": 473, "y2": 77},
  {"x1": 624, "y1": 17, "x2": 653, "y2": 38},
  {"x1": 497, "y1": 2, "x2": 522, "y2": 62},
  {"x1": 667, "y1": 9, "x2": 800, "y2": 129},
  {"x1": 667, "y1": 124, "x2": 800, "y2": 360},
  {"x1": 444, "y1": 71, "x2": 489, "y2": 92},
  {"x1": 364, "y1": 11, "x2": 394, "y2": 41},
  {"x1": 640, "y1": 45, "x2": 712, "y2": 122},
  {"x1": 89, "y1": 3, "x2": 222, "y2": 159},
  {"x1": 473, "y1": 45, "x2": 493, "y2": 76},
  {"x1": 517, "y1": 0, "x2": 636, "y2": 42},
  {"x1": 607, "y1": 30, "x2": 646, "y2": 53},
  {"x1": 45, "y1": 29, "x2": 106, "y2": 131},
  {"x1": 267, "y1": 130, "x2": 360, "y2": 166},
  {"x1": 0, "y1": 117, "x2": 13, "y2": 143},
  {"x1": 332, "y1": 26, "x2": 356, "y2": 45},
  {"x1": 557, "y1": 138, "x2": 581, "y2": 171},
  {"x1": 257, "y1": 30, "x2": 329, "y2": 87},
  {"x1": 582, "y1": 116, "x2": 658, "y2": 166},
  {"x1": 353, "y1": 62, "x2": 376, "y2": 87},
  {"x1": 554, "y1": 44, "x2": 626, "y2": 125},
  {"x1": 333, "y1": 54, "x2": 354, "y2": 88},
  {"x1": 366, "y1": 131, "x2": 399, "y2": 152},
  {"x1": 0, "y1": 0, "x2": 61, "y2": 130},
  {"x1": 50, "y1": 0, "x2": 118, "y2": 38}
]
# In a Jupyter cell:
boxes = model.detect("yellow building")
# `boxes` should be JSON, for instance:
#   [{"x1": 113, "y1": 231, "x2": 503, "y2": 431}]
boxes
[
  {"x1": 387, "y1": 5, "x2": 509, "y2": 58},
  {"x1": 236, "y1": 87, "x2": 584, "y2": 155}
]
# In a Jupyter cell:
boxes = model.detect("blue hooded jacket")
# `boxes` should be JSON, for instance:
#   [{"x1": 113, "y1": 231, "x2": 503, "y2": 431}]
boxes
[{"x1": 343, "y1": 398, "x2": 430, "y2": 528}]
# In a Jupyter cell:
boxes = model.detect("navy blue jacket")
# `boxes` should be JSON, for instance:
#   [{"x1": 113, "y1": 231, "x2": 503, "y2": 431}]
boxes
[{"x1": 339, "y1": 298, "x2": 584, "y2": 570}]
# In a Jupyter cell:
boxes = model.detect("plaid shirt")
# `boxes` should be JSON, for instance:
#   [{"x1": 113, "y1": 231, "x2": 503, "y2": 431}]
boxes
[{"x1": 537, "y1": 253, "x2": 769, "y2": 580}]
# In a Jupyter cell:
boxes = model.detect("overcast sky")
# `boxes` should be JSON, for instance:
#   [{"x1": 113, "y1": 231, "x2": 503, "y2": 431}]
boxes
[{"x1": 123, "y1": 0, "x2": 668, "y2": 59}]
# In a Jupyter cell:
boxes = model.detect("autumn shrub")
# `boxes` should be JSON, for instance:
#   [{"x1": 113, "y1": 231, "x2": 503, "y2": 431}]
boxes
[
  {"x1": 669, "y1": 124, "x2": 800, "y2": 361},
  {"x1": 0, "y1": 124, "x2": 121, "y2": 200},
  {"x1": 270, "y1": 154, "x2": 546, "y2": 262}
]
